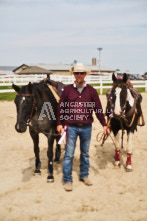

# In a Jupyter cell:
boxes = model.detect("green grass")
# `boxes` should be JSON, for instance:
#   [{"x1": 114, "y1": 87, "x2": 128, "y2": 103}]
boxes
[
  {"x1": 90, "y1": 83, "x2": 112, "y2": 86},
  {"x1": 0, "y1": 85, "x2": 22, "y2": 89},
  {"x1": 134, "y1": 88, "x2": 145, "y2": 93},
  {"x1": 96, "y1": 89, "x2": 110, "y2": 95},
  {"x1": 0, "y1": 92, "x2": 17, "y2": 101},
  {"x1": 0, "y1": 85, "x2": 16, "y2": 100},
  {"x1": 0, "y1": 86, "x2": 13, "y2": 89}
]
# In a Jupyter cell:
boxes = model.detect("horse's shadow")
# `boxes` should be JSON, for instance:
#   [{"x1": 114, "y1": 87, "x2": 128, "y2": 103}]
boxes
[
  {"x1": 22, "y1": 147, "x2": 85, "y2": 182},
  {"x1": 94, "y1": 142, "x2": 115, "y2": 170},
  {"x1": 22, "y1": 145, "x2": 64, "y2": 182}
]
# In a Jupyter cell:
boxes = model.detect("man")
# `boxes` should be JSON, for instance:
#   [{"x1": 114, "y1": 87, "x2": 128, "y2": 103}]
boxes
[{"x1": 57, "y1": 63, "x2": 109, "y2": 191}]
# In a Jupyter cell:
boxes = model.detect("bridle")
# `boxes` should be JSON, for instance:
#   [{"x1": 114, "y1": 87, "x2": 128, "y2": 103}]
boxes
[
  {"x1": 107, "y1": 85, "x2": 137, "y2": 128},
  {"x1": 16, "y1": 93, "x2": 36, "y2": 125},
  {"x1": 16, "y1": 93, "x2": 60, "y2": 137}
]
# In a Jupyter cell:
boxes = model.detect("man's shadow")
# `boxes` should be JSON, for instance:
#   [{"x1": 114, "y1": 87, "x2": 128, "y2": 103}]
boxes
[{"x1": 94, "y1": 142, "x2": 115, "y2": 170}]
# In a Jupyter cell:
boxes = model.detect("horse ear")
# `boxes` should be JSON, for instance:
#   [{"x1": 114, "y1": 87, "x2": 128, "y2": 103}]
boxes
[
  {"x1": 123, "y1": 73, "x2": 128, "y2": 83},
  {"x1": 28, "y1": 82, "x2": 32, "y2": 93},
  {"x1": 112, "y1": 73, "x2": 117, "y2": 82},
  {"x1": 12, "y1": 84, "x2": 20, "y2": 93}
]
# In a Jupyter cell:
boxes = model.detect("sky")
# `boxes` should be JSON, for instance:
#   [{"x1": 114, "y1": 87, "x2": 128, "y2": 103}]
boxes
[{"x1": 0, "y1": 0, "x2": 147, "y2": 74}]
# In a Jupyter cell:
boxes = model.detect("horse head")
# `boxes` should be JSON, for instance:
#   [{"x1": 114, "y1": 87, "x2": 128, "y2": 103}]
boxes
[
  {"x1": 12, "y1": 82, "x2": 35, "y2": 133},
  {"x1": 107, "y1": 73, "x2": 135, "y2": 119}
]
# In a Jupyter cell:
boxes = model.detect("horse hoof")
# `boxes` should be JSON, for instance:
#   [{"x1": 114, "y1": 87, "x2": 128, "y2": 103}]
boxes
[
  {"x1": 34, "y1": 169, "x2": 41, "y2": 176},
  {"x1": 114, "y1": 161, "x2": 121, "y2": 168},
  {"x1": 126, "y1": 165, "x2": 133, "y2": 172},
  {"x1": 47, "y1": 175, "x2": 54, "y2": 183}
]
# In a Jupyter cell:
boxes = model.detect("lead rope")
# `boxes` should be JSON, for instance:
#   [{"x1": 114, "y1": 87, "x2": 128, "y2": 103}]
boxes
[
  {"x1": 96, "y1": 119, "x2": 117, "y2": 149},
  {"x1": 96, "y1": 131, "x2": 117, "y2": 149},
  {"x1": 97, "y1": 113, "x2": 136, "y2": 149},
  {"x1": 124, "y1": 112, "x2": 136, "y2": 127},
  {"x1": 119, "y1": 119, "x2": 124, "y2": 149}
]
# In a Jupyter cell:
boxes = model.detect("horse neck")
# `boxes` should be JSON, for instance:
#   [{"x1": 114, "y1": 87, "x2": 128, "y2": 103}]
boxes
[{"x1": 34, "y1": 85, "x2": 58, "y2": 113}]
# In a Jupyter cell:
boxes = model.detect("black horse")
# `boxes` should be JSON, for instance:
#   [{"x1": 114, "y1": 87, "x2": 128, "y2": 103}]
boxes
[
  {"x1": 12, "y1": 80, "x2": 64, "y2": 182},
  {"x1": 106, "y1": 73, "x2": 144, "y2": 172}
]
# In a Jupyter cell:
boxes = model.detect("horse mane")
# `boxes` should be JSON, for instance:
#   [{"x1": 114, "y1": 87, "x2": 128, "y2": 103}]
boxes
[{"x1": 33, "y1": 82, "x2": 58, "y2": 109}]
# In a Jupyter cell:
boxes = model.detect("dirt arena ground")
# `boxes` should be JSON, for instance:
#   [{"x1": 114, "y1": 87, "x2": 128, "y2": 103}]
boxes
[{"x1": 0, "y1": 94, "x2": 147, "y2": 221}]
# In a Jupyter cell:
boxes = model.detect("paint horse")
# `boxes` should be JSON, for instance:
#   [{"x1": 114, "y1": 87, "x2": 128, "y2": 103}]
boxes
[
  {"x1": 106, "y1": 73, "x2": 144, "y2": 172},
  {"x1": 12, "y1": 80, "x2": 64, "y2": 182}
]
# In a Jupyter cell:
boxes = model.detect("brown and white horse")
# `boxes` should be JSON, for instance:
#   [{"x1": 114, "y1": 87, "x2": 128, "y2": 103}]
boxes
[{"x1": 106, "y1": 73, "x2": 144, "y2": 171}]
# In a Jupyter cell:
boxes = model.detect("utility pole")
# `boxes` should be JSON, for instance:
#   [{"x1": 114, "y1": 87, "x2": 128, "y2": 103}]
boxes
[{"x1": 97, "y1": 47, "x2": 103, "y2": 75}]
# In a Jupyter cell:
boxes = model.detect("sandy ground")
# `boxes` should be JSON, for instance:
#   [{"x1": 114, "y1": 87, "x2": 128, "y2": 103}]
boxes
[{"x1": 0, "y1": 94, "x2": 147, "y2": 221}]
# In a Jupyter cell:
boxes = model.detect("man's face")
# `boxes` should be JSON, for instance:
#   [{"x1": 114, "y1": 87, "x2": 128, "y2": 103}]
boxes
[{"x1": 74, "y1": 72, "x2": 86, "y2": 84}]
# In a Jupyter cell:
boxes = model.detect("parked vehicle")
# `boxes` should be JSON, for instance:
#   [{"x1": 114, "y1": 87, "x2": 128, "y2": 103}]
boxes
[{"x1": 142, "y1": 75, "x2": 147, "y2": 80}]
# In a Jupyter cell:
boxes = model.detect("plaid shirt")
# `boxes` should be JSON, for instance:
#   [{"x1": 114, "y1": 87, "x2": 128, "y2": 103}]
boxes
[{"x1": 57, "y1": 83, "x2": 106, "y2": 127}]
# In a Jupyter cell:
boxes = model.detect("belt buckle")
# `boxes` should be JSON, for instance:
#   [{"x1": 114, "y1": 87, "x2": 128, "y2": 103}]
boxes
[{"x1": 77, "y1": 124, "x2": 83, "y2": 126}]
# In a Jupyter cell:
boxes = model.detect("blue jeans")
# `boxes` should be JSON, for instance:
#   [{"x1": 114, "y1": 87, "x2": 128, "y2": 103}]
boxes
[{"x1": 63, "y1": 124, "x2": 92, "y2": 183}]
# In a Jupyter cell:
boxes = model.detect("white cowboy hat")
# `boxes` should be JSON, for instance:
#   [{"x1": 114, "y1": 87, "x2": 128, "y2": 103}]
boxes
[{"x1": 70, "y1": 63, "x2": 90, "y2": 75}]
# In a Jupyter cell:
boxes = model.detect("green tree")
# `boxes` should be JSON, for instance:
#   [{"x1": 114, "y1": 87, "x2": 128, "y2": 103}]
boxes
[{"x1": 144, "y1": 72, "x2": 147, "y2": 75}]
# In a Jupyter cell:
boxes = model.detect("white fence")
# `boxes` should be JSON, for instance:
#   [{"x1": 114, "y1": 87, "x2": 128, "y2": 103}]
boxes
[
  {"x1": 0, "y1": 74, "x2": 147, "y2": 94},
  {"x1": 0, "y1": 74, "x2": 111, "y2": 84}
]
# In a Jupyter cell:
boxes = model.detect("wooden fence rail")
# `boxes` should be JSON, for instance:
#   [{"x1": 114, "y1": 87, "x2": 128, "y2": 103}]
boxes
[{"x1": 0, "y1": 74, "x2": 147, "y2": 94}]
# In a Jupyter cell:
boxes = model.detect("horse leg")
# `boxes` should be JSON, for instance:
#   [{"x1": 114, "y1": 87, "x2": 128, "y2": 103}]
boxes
[
  {"x1": 126, "y1": 132, "x2": 133, "y2": 172},
  {"x1": 54, "y1": 136, "x2": 61, "y2": 163},
  {"x1": 47, "y1": 136, "x2": 54, "y2": 183},
  {"x1": 29, "y1": 127, "x2": 41, "y2": 175},
  {"x1": 114, "y1": 130, "x2": 121, "y2": 167}
]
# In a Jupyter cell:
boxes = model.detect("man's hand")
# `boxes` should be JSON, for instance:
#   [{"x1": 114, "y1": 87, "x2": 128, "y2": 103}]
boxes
[
  {"x1": 103, "y1": 126, "x2": 110, "y2": 135},
  {"x1": 57, "y1": 125, "x2": 64, "y2": 134}
]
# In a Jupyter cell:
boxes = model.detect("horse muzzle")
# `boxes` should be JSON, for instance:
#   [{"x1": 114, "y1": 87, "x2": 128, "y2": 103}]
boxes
[
  {"x1": 15, "y1": 122, "x2": 27, "y2": 133},
  {"x1": 113, "y1": 112, "x2": 125, "y2": 119}
]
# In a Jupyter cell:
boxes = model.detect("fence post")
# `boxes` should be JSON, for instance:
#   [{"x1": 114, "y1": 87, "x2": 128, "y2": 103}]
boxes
[
  {"x1": 100, "y1": 76, "x2": 103, "y2": 94},
  {"x1": 8, "y1": 75, "x2": 11, "y2": 83},
  {"x1": 145, "y1": 80, "x2": 147, "y2": 92},
  {"x1": 14, "y1": 75, "x2": 16, "y2": 84}
]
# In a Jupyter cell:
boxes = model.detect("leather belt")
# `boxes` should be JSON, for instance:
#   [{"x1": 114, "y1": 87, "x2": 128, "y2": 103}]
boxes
[{"x1": 68, "y1": 123, "x2": 91, "y2": 127}]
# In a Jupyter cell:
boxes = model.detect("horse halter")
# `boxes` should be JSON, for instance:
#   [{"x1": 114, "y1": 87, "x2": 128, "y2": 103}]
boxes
[
  {"x1": 107, "y1": 85, "x2": 137, "y2": 127},
  {"x1": 16, "y1": 93, "x2": 36, "y2": 125},
  {"x1": 108, "y1": 84, "x2": 127, "y2": 118},
  {"x1": 16, "y1": 93, "x2": 34, "y2": 97}
]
